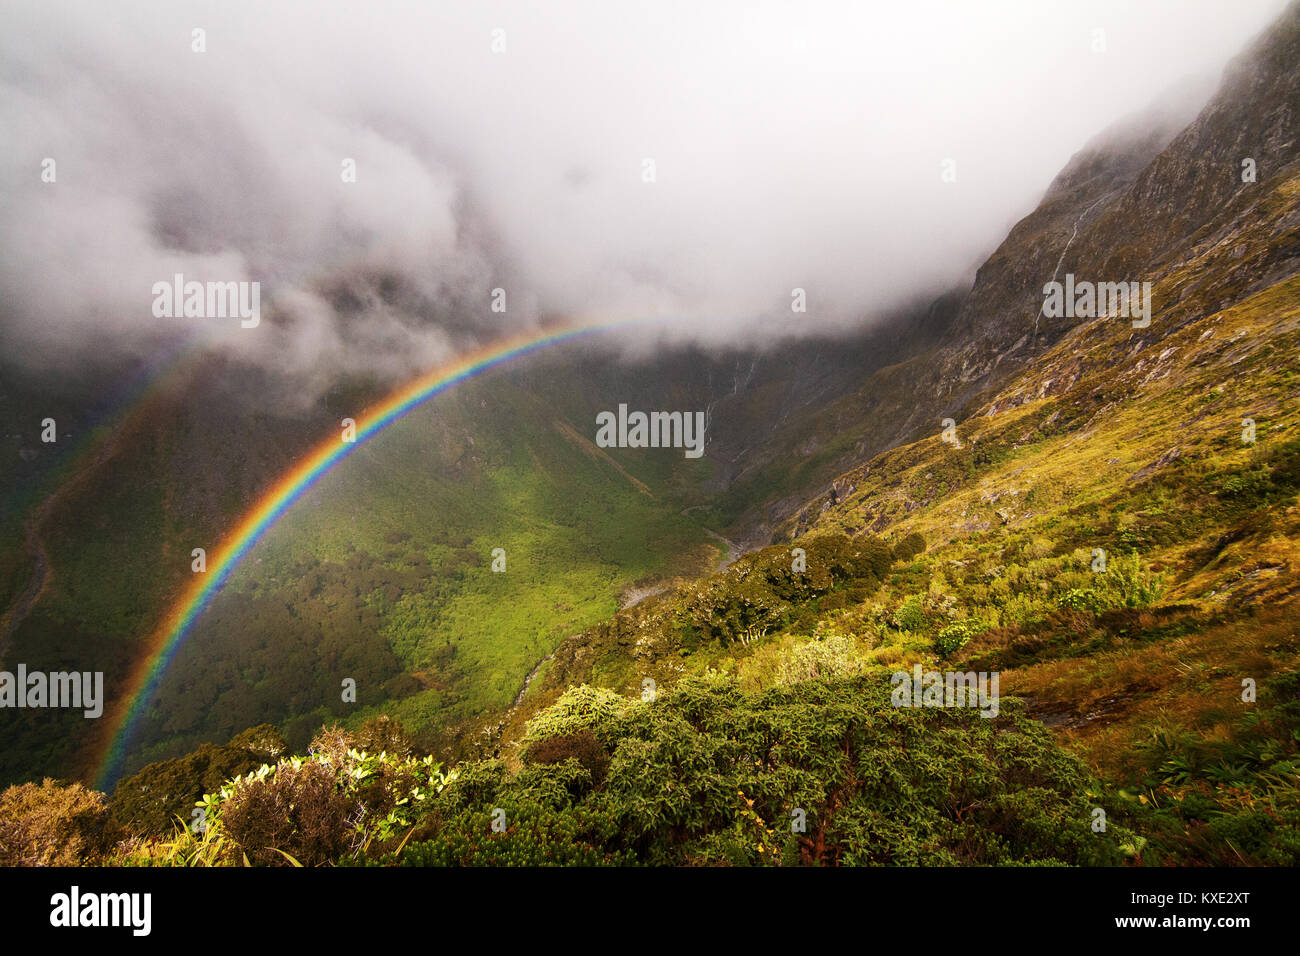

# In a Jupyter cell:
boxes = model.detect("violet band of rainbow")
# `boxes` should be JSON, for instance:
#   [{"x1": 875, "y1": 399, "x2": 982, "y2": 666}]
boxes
[{"x1": 93, "y1": 318, "x2": 637, "y2": 789}]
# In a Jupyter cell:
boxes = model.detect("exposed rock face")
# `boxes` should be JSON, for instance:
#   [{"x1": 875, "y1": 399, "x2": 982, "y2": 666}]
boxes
[
  {"x1": 786, "y1": 1, "x2": 1300, "y2": 539},
  {"x1": 1128, "y1": 446, "x2": 1183, "y2": 485},
  {"x1": 938, "y1": 1, "x2": 1300, "y2": 387}
]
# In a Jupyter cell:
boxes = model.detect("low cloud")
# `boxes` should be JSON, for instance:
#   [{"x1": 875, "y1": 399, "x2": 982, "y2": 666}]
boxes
[{"x1": 1, "y1": 0, "x2": 1288, "y2": 395}]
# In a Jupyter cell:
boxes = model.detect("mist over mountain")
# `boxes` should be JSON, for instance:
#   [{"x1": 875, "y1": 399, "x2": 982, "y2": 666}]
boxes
[{"x1": 2, "y1": 0, "x2": 1290, "y2": 399}]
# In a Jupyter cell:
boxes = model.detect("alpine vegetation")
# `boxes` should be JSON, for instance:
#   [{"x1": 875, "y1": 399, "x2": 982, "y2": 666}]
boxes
[{"x1": 890, "y1": 665, "x2": 1000, "y2": 717}]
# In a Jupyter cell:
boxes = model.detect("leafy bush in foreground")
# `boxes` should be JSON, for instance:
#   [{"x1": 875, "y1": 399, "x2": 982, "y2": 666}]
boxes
[
  {"x1": 187, "y1": 724, "x2": 449, "y2": 866},
  {"x1": 525, "y1": 729, "x2": 611, "y2": 784},
  {"x1": 400, "y1": 675, "x2": 1135, "y2": 867},
  {"x1": 13, "y1": 671, "x2": 1142, "y2": 868},
  {"x1": 399, "y1": 803, "x2": 632, "y2": 867},
  {"x1": 109, "y1": 724, "x2": 287, "y2": 837}
]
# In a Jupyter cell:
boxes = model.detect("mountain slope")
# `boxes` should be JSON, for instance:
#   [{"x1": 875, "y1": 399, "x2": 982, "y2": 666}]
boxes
[{"x1": 476, "y1": 7, "x2": 1300, "y2": 863}]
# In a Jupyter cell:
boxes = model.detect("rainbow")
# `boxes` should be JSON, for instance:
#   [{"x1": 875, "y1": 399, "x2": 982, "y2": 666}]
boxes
[{"x1": 93, "y1": 317, "x2": 639, "y2": 788}]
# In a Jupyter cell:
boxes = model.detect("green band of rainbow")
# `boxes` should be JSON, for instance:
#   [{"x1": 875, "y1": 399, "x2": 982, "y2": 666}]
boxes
[{"x1": 94, "y1": 319, "x2": 625, "y2": 789}]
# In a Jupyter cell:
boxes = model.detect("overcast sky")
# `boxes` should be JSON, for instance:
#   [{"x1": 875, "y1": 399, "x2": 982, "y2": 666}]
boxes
[{"x1": 1, "y1": 0, "x2": 1291, "y2": 391}]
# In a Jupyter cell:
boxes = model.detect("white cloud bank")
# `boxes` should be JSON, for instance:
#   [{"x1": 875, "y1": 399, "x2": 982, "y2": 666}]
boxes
[{"x1": 0, "y1": 0, "x2": 1289, "y2": 388}]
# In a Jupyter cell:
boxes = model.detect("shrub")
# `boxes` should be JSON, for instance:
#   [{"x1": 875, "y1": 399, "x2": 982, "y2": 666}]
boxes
[
  {"x1": 131, "y1": 673, "x2": 1140, "y2": 868},
  {"x1": 1218, "y1": 468, "x2": 1272, "y2": 500},
  {"x1": 681, "y1": 572, "x2": 787, "y2": 643},
  {"x1": 934, "y1": 619, "x2": 989, "y2": 658},
  {"x1": 0, "y1": 779, "x2": 115, "y2": 866},
  {"x1": 109, "y1": 724, "x2": 286, "y2": 837},
  {"x1": 586, "y1": 675, "x2": 1131, "y2": 866},
  {"x1": 219, "y1": 758, "x2": 357, "y2": 866},
  {"x1": 893, "y1": 596, "x2": 928, "y2": 632},
  {"x1": 217, "y1": 727, "x2": 445, "y2": 865},
  {"x1": 820, "y1": 590, "x2": 849, "y2": 610},
  {"x1": 399, "y1": 803, "x2": 630, "y2": 867},
  {"x1": 524, "y1": 685, "x2": 636, "y2": 745},
  {"x1": 753, "y1": 542, "x2": 834, "y2": 600},
  {"x1": 508, "y1": 759, "x2": 594, "y2": 809},
  {"x1": 893, "y1": 532, "x2": 927, "y2": 564},
  {"x1": 806, "y1": 534, "x2": 895, "y2": 583},
  {"x1": 353, "y1": 715, "x2": 416, "y2": 758},
  {"x1": 1023, "y1": 537, "x2": 1055, "y2": 560},
  {"x1": 227, "y1": 724, "x2": 288, "y2": 757},
  {"x1": 676, "y1": 535, "x2": 890, "y2": 644},
  {"x1": 525, "y1": 729, "x2": 610, "y2": 783},
  {"x1": 1058, "y1": 553, "x2": 1165, "y2": 614},
  {"x1": 774, "y1": 632, "x2": 867, "y2": 685},
  {"x1": 1106, "y1": 552, "x2": 1167, "y2": 608},
  {"x1": 437, "y1": 760, "x2": 507, "y2": 813},
  {"x1": 1058, "y1": 587, "x2": 1107, "y2": 614}
]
